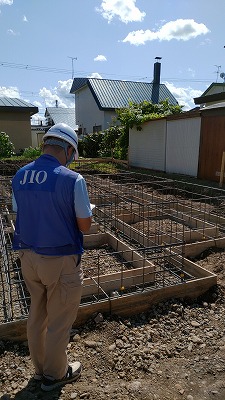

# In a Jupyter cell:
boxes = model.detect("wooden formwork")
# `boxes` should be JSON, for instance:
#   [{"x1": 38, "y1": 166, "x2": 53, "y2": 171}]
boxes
[
  {"x1": 84, "y1": 232, "x2": 155, "y2": 272},
  {"x1": 0, "y1": 232, "x2": 217, "y2": 341},
  {"x1": 94, "y1": 207, "x2": 218, "y2": 248},
  {"x1": 175, "y1": 202, "x2": 225, "y2": 229},
  {"x1": 0, "y1": 257, "x2": 216, "y2": 342},
  {"x1": 176, "y1": 236, "x2": 225, "y2": 258}
]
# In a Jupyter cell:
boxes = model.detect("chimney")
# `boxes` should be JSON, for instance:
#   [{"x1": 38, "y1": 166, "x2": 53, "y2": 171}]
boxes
[{"x1": 153, "y1": 57, "x2": 162, "y2": 84}]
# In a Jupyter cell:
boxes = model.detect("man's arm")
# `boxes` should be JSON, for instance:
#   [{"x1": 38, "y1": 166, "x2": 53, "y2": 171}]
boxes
[
  {"x1": 76, "y1": 216, "x2": 92, "y2": 233},
  {"x1": 74, "y1": 175, "x2": 92, "y2": 233}
]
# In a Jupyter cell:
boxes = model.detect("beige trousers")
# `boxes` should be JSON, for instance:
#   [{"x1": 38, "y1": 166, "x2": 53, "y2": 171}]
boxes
[{"x1": 19, "y1": 250, "x2": 83, "y2": 380}]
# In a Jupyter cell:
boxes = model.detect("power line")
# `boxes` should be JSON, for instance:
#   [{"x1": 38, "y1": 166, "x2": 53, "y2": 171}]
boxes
[
  {"x1": 0, "y1": 60, "x2": 214, "y2": 84},
  {"x1": 0, "y1": 61, "x2": 71, "y2": 75}
]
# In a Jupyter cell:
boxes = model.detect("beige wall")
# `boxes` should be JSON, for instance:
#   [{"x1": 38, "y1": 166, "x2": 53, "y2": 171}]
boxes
[
  {"x1": 0, "y1": 111, "x2": 32, "y2": 153},
  {"x1": 31, "y1": 130, "x2": 45, "y2": 147}
]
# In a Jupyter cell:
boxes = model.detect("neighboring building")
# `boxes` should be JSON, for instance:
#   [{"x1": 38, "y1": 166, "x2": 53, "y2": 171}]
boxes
[
  {"x1": 0, "y1": 97, "x2": 38, "y2": 154},
  {"x1": 194, "y1": 82, "x2": 225, "y2": 108},
  {"x1": 45, "y1": 106, "x2": 77, "y2": 130},
  {"x1": 70, "y1": 60, "x2": 179, "y2": 135},
  {"x1": 31, "y1": 105, "x2": 78, "y2": 148},
  {"x1": 31, "y1": 124, "x2": 47, "y2": 148}
]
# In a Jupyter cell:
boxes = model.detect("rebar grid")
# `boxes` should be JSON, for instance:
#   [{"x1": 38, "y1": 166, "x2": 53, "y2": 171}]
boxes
[
  {"x1": 0, "y1": 169, "x2": 224, "y2": 324},
  {"x1": 87, "y1": 173, "x2": 225, "y2": 241},
  {"x1": 0, "y1": 212, "x2": 30, "y2": 323}
]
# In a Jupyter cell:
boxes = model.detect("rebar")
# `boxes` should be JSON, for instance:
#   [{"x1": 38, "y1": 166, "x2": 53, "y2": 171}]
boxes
[{"x1": 0, "y1": 166, "x2": 225, "y2": 325}]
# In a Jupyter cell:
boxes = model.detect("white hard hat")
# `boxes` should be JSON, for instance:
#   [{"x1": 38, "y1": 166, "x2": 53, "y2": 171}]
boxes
[{"x1": 43, "y1": 123, "x2": 78, "y2": 160}]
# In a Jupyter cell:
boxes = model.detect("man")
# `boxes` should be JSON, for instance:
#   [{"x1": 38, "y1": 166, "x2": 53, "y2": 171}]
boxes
[{"x1": 12, "y1": 123, "x2": 92, "y2": 392}]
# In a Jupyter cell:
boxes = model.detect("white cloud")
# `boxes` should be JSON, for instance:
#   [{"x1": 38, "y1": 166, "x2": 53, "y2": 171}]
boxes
[
  {"x1": 0, "y1": 0, "x2": 13, "y2": 4},
  {"x1": 187, "y1": 68, "x2": 196, "y2": 78},
  {"x1": 122, "y1": 19, "x2": 210, "y2": 45},
  {"x1": 88, "y1": 72, "x2": 103, "y2": 78},
  {"x1": 164, "y1": 81, "x2": 203, "y2": 110},
  {"x1": 96, "y1": 0, "x2": 146, "y2": 24},
  {"x1": 39, "y1": 79, "x2": 75, "y2": 109},
  {"x1": 7, "y1": 28, "x2": 19, "y2": 35},
  {"x1": 23, "y1": 15, "x2": 28, "y2": 22},
  {"x1": 0, "y1": 86, "x2": 20, "y2": 97},
  {"x1": 94, "y1": 54, "x2": 107, "y2": 62},
  {"x1": 31, "y1": 113, "x2": 47, "y2": 125},
  {"x1": 200, "y1": 38, "x2": 211, "y2": 46}
]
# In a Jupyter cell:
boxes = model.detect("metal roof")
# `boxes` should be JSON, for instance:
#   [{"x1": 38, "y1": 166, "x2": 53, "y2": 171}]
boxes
[
  {"x1": 201, "y1": 101, "x2": 225, "y2": 110},
  {"x1": 0, "y1": 97, "x2": 38, "y2": 115},
  {"x1": 70, "y1": 78, "x2": 178, "y2": 109},
  {"x1": 45, "y1": 107, "x2": 76, "y2": 129},
  {"x1": 200, "y1": 83, "x2": 225, "y2": 97},
  {"x1": 194, "y1": 91, "x2": 225, "y2": 105}
]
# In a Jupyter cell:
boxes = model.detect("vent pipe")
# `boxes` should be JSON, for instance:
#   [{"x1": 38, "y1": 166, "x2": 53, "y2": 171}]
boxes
[{"x1": 153, "y1": 57, "x2": 162, "y2": 84}]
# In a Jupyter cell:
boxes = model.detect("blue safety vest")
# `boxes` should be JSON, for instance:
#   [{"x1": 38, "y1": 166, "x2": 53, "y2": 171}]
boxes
[{"x1": 12, "y1": 154, "x2": 83, "y2": 255}]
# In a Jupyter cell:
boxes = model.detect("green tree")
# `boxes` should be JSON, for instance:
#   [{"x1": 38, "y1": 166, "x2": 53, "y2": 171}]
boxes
[
  {"x1": 116, "y1": 99, "x2": 183, "y2": 131},
  {"x1": 82, "y1": 132, "x2": 103, "y2": 158},
  {"x1": 99, "y1": 126, "x2": 122, "y2": 158},
  {"x1": 0, "y1": 132, "x2": 15, "y2": 158}
]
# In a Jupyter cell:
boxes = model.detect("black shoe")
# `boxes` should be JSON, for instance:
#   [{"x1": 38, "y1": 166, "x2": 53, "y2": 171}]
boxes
[
  {"x1": 33, "y1": 373, "x2": 43, "y2": 381},
  {"x1": 41, "y1": 362, "x2": 82, "y2": 392}
]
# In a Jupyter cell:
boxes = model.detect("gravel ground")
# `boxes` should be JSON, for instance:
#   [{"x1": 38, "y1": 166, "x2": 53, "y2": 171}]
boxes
[{"x1": 1, "y1": 247, "x2": 225, "y2": 400}]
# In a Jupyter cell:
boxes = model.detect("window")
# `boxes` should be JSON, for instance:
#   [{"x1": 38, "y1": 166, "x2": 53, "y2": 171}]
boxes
[{"x1": 93, "y1": 125, "x2": 102, "y2": 133}]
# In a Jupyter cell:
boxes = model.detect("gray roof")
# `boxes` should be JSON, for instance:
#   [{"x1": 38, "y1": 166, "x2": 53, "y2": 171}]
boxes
[
  {"x1": 45, "y1": 107, "x2": 76, "y2": 129},
  {"x1": 0, "y1": 97, "x2": 38, "y2": 115},
  {"x1": 201, "y1": 101, "x2": 225, "y2": 110},
  {"x1": 70, "y1": 78, "x2": 178, "y2": 109},
  {"x1": 200, "y1": 83, "x2": 225, "y2": 97}
]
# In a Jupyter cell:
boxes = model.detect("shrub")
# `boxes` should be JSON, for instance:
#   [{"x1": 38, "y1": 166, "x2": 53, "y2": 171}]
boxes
[
  {"x1": 0, "y1": 132, "x2": 15, "y2": 158},
  {"x1": 22, "y1": 146, "x2": 42, "y2": 159},
  {"x1": 82, "y1": 132, "x2": 103, "y2": 158}
]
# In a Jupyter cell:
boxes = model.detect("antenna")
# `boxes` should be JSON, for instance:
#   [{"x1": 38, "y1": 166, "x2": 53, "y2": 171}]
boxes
[
  {"x1": 220, "y1": 72, "x2": 225, "y2": 83},
  {"x1": 214, "y1": 65, "x2": 221, "y2": 82},
  {"x1": 68, "y1": 56, "x2": 77, "y2": 79}
]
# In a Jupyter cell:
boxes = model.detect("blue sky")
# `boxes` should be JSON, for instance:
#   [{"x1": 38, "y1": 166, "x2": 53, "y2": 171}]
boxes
[{"x1": 0, "y1": 0, "x2": 225, "y2": 122}]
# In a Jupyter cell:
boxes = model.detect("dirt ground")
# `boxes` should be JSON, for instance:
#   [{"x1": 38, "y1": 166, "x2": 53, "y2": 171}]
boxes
[{"x1": 0, "y1": 247, "x2": 225, "y2": 400}]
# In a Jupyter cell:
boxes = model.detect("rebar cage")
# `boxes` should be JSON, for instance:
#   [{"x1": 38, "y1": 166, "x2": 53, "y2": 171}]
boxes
[{"x1": 0, "y1": 166, "x2": 224, "y2": 324}]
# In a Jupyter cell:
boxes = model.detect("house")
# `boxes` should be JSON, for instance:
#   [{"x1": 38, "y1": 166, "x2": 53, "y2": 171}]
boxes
[
  {"x1": 0, "y1": 97, "x2": 38, "y2": 154},
  {"x1": 70, "y1": 60, "x2": 178, "y2": 135},
  {"x1": 31, "y1": 105, "x2": 77, "y2": 148},
  {"x1": 45, "y1": 106, "x2": 77, "y2": 130},
  {"x1": 194, "y1": 82, "x2": 225, "y2": 108}
]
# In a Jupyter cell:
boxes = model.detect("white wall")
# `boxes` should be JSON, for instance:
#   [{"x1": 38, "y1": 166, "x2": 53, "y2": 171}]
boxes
[
  {"x1": 75, "y1": 87, "x2": 116, "y2": 134},
  {"x1": 75, "y1": 86, "x2": 103, "y2": 133},
  {"x1": 166, "y1": 117, "x2": 201, "y2": 177},
  {"x1": 129, "y1": 116, "x2": 201, "y2": 177},
  {"x1": 129, "y1": 119, "x2": 166, "y2": 170}
]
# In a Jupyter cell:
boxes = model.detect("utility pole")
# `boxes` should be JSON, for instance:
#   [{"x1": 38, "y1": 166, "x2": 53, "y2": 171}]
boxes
[{"x1": 68, "y1": 56, "x2": 77, "y2": 79}]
